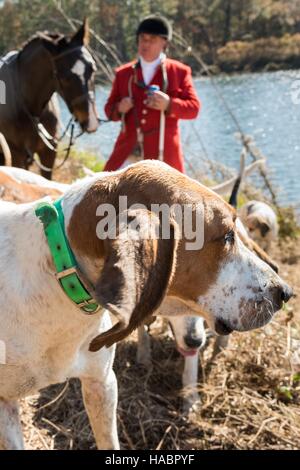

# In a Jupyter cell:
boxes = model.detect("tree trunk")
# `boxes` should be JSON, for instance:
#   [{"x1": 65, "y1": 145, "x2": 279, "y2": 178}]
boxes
[{"x1": 223, "y1": 0, "x2": 232, "y2": 45}]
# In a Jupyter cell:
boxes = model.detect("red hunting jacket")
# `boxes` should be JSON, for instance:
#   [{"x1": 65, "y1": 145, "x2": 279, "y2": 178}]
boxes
[{"x1": 104, "y1": 58, "x2": 200, "y2": 172}]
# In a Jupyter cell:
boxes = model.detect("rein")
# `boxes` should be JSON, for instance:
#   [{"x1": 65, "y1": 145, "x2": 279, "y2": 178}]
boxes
[{"x1": 126, "y1": 59, "x2": 168, "y2": 160}]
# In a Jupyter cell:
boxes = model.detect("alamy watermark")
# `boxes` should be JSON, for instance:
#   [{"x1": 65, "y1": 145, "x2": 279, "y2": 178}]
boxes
[
  {"x1": 291, "y1": 79, "x2": 300, "y2": 105},
  {"x1": 95, "y1": 196, "x2": 205, "y2": 251},
  {"x1": 0, "y1": 79, "x2": 6, "y2": 104}
]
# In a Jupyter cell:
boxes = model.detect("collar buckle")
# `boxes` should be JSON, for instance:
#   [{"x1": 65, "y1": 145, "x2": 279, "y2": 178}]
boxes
[
  {"x1": 77, "y1": 299, "x2": 102, "y2": 314},
  {"x1": 55, "y1": 266, "x2": 77, "y2": 280},
  {"x1": 55, "y1": 266, "x2": 101, "y2": 315}
]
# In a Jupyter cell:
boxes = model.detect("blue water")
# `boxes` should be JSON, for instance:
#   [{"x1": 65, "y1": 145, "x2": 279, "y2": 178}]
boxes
[{"x1": 59, "y1": 70, "x2": 300, "y2": 212}]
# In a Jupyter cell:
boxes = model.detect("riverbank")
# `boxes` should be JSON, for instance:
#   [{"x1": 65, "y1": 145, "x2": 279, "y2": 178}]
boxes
[{"x1": 196, "y1": 34, "x2": 300, "y2": 74}]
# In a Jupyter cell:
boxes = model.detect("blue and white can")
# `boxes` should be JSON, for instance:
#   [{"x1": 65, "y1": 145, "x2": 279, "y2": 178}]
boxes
[{"x1": 147, "y1": 84, "x2": 160, "y2": 96}]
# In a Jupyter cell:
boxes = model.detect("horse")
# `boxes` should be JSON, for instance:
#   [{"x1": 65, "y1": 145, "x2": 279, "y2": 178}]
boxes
[{"x1": 0, "y1": 19, "x2": 99, "y2": 179}]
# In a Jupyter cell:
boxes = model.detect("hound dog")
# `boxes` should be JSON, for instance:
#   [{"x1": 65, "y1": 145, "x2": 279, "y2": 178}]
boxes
[
  {"x1": 0, "y1": 166, "x2": 65, "y2": 202},
  {"x1": 0, "y1": 161, "x2": 292, "y2": 449},
  {"x1": 239, "y1": 200, "x2": 278, "y2": 252},
  {"x1": 136, "y1": 217, "x2": 280, "y2": 411},
  {"x1": 136, "y1": 156, "x2": 279, "y2": 411},
  {"x1": 137, "y1": 308, "x2": 207, "y2": 411}
]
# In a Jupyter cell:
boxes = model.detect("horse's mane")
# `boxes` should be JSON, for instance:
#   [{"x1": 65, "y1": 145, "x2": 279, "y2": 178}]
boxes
[{"x1": 20, "y1": 32, "x2": 68, "y2": 53}]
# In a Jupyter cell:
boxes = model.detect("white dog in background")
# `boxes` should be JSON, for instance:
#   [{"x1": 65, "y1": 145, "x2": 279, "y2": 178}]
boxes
[
  {"x1": 137, "y1": 310, "x2": 207, "y2": 411},
  {"x1": 239, "y1": 200, "x2": 278, "y2": 251}
]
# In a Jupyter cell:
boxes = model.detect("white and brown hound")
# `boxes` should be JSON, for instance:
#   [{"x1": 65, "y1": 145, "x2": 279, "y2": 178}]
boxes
[
  {"x1": 136, "y1": 156, "x2": 279, "y2": 411},
  {"x1": 0, "y1": 166, "x2": 65, "y2": 202},
  {"x1": 136, "y1": 217, "x2": 280, "y2": 411},
  {"x1": 0, "y1": 161, "x2": 292, "y2": 449}
]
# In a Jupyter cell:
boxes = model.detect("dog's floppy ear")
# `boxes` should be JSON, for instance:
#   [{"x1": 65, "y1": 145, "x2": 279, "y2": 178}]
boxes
[{"x1": 89, "y1": 208, "x2": 179, "y2": 351}]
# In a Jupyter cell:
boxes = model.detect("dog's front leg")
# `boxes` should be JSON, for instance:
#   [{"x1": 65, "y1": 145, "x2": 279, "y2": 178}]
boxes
[
  {"x1": 136, "y1": 325, "x2": 151, "y2": 366},
  {"x1": 182, "y1": 355, "x2": 201, "y2": 413},
  {"x1": 212, "y1": 335, "x2": 229, "y2": 359},
  {"x1": 81, "y1": 370, "x2": 119, "y2": 450},
  {"x1": 0, "y1": 399, "x2": 24, "y2": 450}
]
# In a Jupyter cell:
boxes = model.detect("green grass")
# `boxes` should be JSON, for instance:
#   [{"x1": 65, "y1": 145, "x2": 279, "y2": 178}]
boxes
[
  {"x1": 68, "y1": 147, "x2": 105, "y2": 173},
  {"x1": 56, "y1": 145, "x2": 105, "y2": 182},
  {"x1": 278, "y1": 206, "x2": 300, "y2": 240}
]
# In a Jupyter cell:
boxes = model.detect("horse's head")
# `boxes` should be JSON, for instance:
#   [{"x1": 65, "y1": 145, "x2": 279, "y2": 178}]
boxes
[{"x1": 41, "y1": 20, "x2": 99, "y2": 133}]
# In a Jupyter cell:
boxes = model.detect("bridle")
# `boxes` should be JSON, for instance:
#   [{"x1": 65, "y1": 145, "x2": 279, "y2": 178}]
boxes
[
  {"x1": 51, "y1": 46, "x2": 97, "y2": 117},
  {"x1": 16, "y1": 44, "x2": 98, "y2": 172}
]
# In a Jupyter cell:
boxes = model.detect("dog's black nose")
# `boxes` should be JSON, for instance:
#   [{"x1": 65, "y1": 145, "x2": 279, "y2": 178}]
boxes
[
  {"x1": 214, "y1": 318, "x2": 233, "y2": 336},
  {"x1": 281, "y1": 284, "x2": 293, "y2": 303},
  {"x1": 183, "y1": 335, "x2": 204, "y2": 349},
  {"x1": 269, "y1": 283, "x2": 293, "y2": 310}
]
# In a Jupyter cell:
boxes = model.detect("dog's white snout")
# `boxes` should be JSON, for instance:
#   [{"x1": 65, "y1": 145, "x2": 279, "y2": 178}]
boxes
[
  {"x1": 167, "y1": 316, "x2": 206, "y2": 356},
  {"x1": 198, "y1": 236, "x2": 294, "y2": 335},
  {"x1": 238, "y1": 279, "x2": 293, "y2": 331}
]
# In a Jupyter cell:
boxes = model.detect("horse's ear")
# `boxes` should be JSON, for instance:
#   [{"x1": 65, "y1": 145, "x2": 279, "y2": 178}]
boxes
[{"x1": 71, "y1": 18, "x2": 89, "y2": 46}]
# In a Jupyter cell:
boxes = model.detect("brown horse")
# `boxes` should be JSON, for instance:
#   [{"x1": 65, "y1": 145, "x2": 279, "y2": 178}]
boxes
[{"x1": 0, "y1": 20, "x2": 99, "y2": 179}]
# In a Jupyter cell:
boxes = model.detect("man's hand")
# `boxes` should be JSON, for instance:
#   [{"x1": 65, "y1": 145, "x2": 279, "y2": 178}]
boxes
[
  {"x1": 118, "y1": 97, "x2": 134, "y2": 114},
  {"x1": 146, "y1": 90, "x2": 170, "y2": 112}
]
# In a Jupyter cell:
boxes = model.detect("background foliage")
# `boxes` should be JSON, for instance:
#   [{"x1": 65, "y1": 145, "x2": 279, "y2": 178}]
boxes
[{"x1": 1, "y1": 0, "x2": 300, "y2": 73}]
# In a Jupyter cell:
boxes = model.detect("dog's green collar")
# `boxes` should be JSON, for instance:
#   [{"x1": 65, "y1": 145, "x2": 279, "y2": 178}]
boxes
[{"x1": 35, "y1": 198, "x2": 101, "y2": 315}]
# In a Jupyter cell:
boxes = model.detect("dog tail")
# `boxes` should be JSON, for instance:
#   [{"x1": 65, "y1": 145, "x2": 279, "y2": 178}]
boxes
[
  {"x1": 212, "y1": 158, "x2": 265, "y2": 196},
  {"x1": 0, "y1": 133, "x2": 12, "y2": 167},
  {"x1": 228, "y1": 149, "x2": 246, "y2": 208}
]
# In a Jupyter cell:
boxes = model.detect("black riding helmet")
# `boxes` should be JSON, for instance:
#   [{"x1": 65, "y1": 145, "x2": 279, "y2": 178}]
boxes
[{"x1": 136, "y1": 15, "x2": 172, "y2": 41}]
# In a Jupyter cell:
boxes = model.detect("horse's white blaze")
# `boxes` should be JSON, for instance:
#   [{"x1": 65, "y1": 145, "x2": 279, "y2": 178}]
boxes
[
  {"x1": 71, "y1": 60, "x2": 85, "y2": 82},
  {"x1": 71, "y1": 47, "x2": 96, "y2": 84}
]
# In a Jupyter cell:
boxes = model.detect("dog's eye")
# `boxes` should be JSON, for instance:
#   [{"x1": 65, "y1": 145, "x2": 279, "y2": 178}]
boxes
[{"x1": 224, "y1": 230, "x2": 235, "y2": 245}]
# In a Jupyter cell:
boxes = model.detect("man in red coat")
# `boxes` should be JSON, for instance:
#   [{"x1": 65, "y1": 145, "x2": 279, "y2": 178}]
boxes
[{"x1": 104, "y1": 15, "x2": 201, "y2": 173}]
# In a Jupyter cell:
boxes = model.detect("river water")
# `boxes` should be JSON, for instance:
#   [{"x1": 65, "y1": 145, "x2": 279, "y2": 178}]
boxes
[{"x1": 60, "y1": 70, "x2": 300, "y2": 213}]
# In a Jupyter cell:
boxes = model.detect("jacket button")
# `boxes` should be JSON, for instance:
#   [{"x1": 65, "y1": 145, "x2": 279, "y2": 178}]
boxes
[
  {"x1": 141, "y1": 118, "x2": 146, "y2": 124},
  {"x1": 142, "y1": 109, "x2": 147, "y2": 115}
]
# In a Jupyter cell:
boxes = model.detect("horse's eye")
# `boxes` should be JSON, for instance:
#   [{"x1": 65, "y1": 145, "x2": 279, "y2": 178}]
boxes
[
  {"x1": 224, "y1": 230, "x2": 235, "y2": 245},
  {"x1": 61, "y1": 76, "x2": 72, "y2": 84},
  {"x1": 59, "y1": 72, "x2": 73, "y2": 83}
]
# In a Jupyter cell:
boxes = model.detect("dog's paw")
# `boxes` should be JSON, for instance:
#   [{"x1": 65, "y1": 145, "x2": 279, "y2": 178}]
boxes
[
  {"x1": 137, "y1": 326, "x2": 152, "y2": 366},
  {"x1": 183, "y1": 392, "x2": 201, "y2": 415}
]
